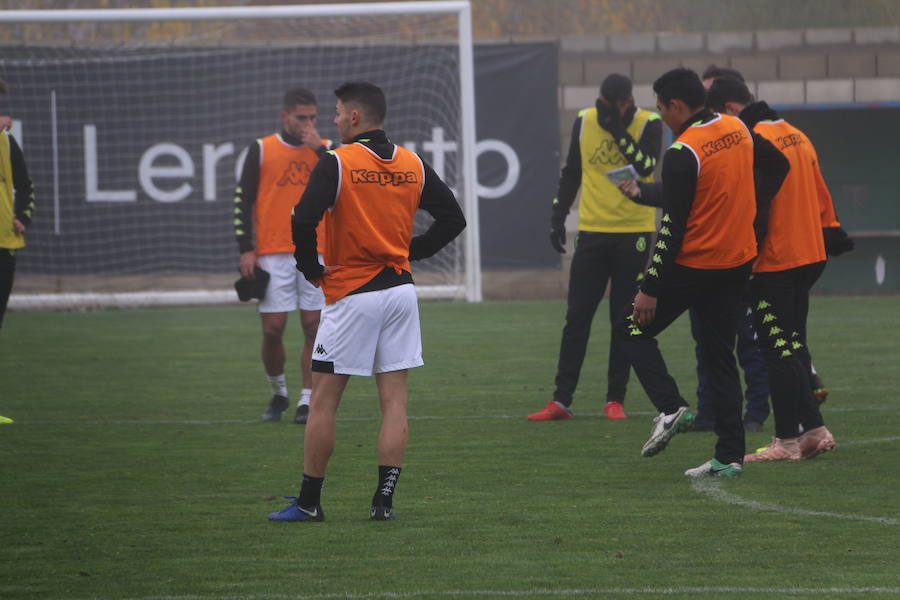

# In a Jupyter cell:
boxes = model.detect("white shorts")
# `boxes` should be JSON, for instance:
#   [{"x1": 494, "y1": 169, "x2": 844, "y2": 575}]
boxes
[
  {"x1": 257, "y1": 252, "x2": 325, "y2": 313},
  {"x1": 312, "y1": 284, "x2": 423, "y2": 376}
]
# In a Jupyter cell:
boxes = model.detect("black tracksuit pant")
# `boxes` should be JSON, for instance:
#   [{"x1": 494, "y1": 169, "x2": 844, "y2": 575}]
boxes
[
  {"x1": 553, "y1": 231, "x2": 651, "y2": 407},
  {"x1": 613, "y1": 261, "x2": 753, "y2": 465},
  {"x1": 749, "y1": 261, "x2": 826, "y2": 440},
  {"x1": 0, "y1": 249, "x2": 15, "y2": 329}
]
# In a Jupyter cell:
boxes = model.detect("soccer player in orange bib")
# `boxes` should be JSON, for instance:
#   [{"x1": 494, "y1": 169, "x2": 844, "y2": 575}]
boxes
[
  {"x1": 706, "y1": 76, "x2": 851, "y2": 462},
  {"x1": 234, "y1": 88, "x2": 334, "y2": 424},
  {"x1": 612, "y1": 68, "x2": 788, "y2": 478},
  {"x1": 268, "y1": 82, "x2": 465, "y2": 522}
]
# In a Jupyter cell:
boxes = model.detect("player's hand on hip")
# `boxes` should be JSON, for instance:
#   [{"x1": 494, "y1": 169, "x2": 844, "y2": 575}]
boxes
[
  {"x1": 632, "y1": 291, "x2": 657, "y2": 326},
  {"x1": 239, "y1": 250, "x2": 257, "y2": 278},
  {"x1": 12, "y1": 218, "x2": 25, "y2": 235}
]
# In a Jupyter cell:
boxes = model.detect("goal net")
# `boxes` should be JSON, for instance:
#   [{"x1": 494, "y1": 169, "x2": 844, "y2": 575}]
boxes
[{"x1": 1, "y1": 1, "x2": 481, "y2": 310}]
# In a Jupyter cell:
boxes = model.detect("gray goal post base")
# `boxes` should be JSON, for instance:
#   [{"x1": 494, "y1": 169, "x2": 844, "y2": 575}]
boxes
[{"x1": 8, "y1": 285, "x2": 465, "y2": 311}]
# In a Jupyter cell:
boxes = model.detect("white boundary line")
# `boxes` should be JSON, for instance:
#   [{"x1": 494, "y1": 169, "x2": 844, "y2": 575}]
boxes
[
  {"x1": 81, "y1": 588, "x2": 900, "y2": 600},
  {"x1": 8, "y1": 406, "x2": 900, "y2": 426},
  {"x1": 691, "y1": 479, "x2": 900, "y2": 526}
]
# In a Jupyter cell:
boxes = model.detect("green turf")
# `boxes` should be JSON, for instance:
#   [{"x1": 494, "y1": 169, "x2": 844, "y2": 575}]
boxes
[{"x1": 1, "y1": 296, "x2": 898, "y2": 600}]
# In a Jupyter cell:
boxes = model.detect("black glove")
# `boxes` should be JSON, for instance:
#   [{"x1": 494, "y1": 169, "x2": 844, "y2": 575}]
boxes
[
  {"x1": 595, "y1": 99, "x2": 622, "y2": 134},
  {"x1": 823, "y1": 227, "x2": 854, "y2": 257},
  {"x1": 550, "y1": 213, "x2": 567, "y2": 254}
]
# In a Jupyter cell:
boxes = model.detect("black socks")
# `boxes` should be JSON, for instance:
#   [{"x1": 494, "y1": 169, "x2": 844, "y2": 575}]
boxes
[
  {"x1": 298, "y1": 473, "x2": 324, "y2": 509},
  {"x1": 372, "y1": 465, "x2": 401, "y2": 508}
]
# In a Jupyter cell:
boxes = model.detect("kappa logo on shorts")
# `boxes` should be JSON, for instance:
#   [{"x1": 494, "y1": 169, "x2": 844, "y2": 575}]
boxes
[
  {"x1": 315, "y1": 344, "x2": 327, "y2": 355},
  {"x1": 350, "y1": 168, "x2": 418, "y2": 186}
]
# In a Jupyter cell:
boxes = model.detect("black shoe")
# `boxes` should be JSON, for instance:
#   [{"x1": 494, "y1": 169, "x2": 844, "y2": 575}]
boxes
[
  {"x1": 294, "y1": 404, "x2": 309, "y2": 425},
  {"x1": 743, "y1": 419, "x2": 764, "y2": 433},
  {"x1": 370, "y1": 505, "x2": 395, "y2": 521},
  {"x1": 261, "y1": 394, "x2": 289, "y2": 422}
]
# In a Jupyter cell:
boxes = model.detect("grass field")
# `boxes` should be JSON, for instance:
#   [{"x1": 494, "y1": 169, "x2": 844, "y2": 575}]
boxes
[{"x1": 1, "y1": 296, "x2": 898, "y2": 600}]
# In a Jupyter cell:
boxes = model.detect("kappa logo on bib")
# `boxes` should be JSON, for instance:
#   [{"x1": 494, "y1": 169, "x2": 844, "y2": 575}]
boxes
[{"x1": 350, "y1": 168, "x2": 418, "y2": 186}]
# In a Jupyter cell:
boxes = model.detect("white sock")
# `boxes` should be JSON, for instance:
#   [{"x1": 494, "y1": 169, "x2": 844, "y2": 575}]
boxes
[
  {"x1": 298, "y1": 388, "x2": 312, "y2": 407},
  {"x1": 268, "y1": 374, "x2": 287, "y2": 398}
]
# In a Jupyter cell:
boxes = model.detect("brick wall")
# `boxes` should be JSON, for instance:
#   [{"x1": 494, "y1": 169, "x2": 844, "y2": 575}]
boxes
[{"x1": 559, "y1": 26, "x2": 900, "y2": 161}]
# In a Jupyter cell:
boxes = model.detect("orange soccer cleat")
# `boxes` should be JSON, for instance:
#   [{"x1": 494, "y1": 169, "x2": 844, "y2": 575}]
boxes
[
  {"x1": 526, "y1": 401, "x2": 573, "y2": 421},
  {"x1": 797, "y1": 426, "x2": 836, "y2": 459},
  {"x1": 604, "y1": 401, "x2": 628, "y2": 420},
  {"x1": 744, "y1": 437, "x2": 801, "y2": 462}
]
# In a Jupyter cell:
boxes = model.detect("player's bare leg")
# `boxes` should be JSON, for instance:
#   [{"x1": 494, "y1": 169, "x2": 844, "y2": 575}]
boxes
[
  {"x1": 376, "y1": 370, "x2": 409, "y2": 466},
  {"x1": 303, "y1": 372, "x2": 350, "y2": 477},
  {"x1": 294, "y1": 309, "x2": 320, "y2": 424},
  {"x1": 371, "y1": 370, "x2": 408, "y2": 520},
  {"x1": 260, "y1": 312, "x2": 290, "y2": 421}
]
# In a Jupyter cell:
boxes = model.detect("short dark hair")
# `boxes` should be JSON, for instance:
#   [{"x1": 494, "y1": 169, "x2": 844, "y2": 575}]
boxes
[
  {"x1": 600, "y1": 73, "x2": 632, "y2": 104},
  {"x1": 283, "y1": 87, "x2": 317, "y2": 109},
  {"x1": 652, "y1": 68, "x2": 706, "y2": 110},
  {"x1": 705, "y1": 76, "x2": 754, "y2": 112},
  {"x1": 701, "y1": 64, "x2": 745, "y2": 82},
  {"x1": 334, "y1": 81, "x2": 387, "y2": 124}
]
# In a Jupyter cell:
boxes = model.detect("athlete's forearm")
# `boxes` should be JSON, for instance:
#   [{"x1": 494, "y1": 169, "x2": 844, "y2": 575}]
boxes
[
  {"x1": 640, "y1": 147, "x2": 696, "y2": 297},
  {"x1": 292, "y1": 155, "x2": 338, "y2": 281},
  {"x1": 234, "y1": 141, "x2": 260, "y2": 253},
  {"x1": 410, "y1": 163, "x2": 466, "y2": 261},
  {"x1": 9, "y1": 135, "x2": 35, "y2": 228}
]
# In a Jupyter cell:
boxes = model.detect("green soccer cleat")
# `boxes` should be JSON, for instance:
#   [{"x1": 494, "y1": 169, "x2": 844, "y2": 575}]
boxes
[
  {"x1": 684, "y1": 458, "x2": 742, "y2": 478},
  {"x1": 641, "y1": 406, "x2": 694, "y2": 457}
]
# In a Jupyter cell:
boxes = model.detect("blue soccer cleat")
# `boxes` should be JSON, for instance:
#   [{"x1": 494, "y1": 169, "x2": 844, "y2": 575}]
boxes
[{"x1": 268, "y1": 497, "x2": 324, "y2": 522}]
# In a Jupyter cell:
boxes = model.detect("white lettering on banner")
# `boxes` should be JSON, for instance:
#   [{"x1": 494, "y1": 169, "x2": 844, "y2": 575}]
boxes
[
  {"x1": 475, "y1": 138, "x2": 520, "y2": 199},
  {"x1": 234, "y1": 146, "x2": 249, "y2": 185},
  {"x1": 84, "y1": 124, "x2": 137, "y2": 202},
  {"x1": 422, "y1": 126, "x2": 457, "y2": 186},
  {"x1": 203, "y1": 142, "x2": 234, "y2": 201},
  {"x1": 419, "y1": 126, "x2": 520, "y2": 200},
  {"x1": 139, "y1": 143, "x2": 194, "y2": 203},
  {"x1": 79, "y1": 124, "x2": 522, "y2": 203}
]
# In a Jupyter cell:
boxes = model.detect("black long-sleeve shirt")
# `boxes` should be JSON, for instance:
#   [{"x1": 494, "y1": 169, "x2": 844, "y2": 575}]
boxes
[
  {"x1": 292, "y1": 129, "x2": 466, "y2": 293},
  {"x1": 6, "y1": 134, "x2": 35, "y2": 229},
  {"x1": 553, "y1": 107, "x2": 662, "y2": 224},
  {"x1": 233, "y1": 130, "x2": 331, "y2": 253},
  {"x1": 640, "y1": 109, "x2": 789, "y2": 297}
]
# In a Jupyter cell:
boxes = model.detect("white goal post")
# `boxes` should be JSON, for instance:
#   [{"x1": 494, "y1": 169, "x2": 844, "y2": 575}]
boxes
[{"x1": 2, "y1": 1, "x2": 482, "y2": 309}]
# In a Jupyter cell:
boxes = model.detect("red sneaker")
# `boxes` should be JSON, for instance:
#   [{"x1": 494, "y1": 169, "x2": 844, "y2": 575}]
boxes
[
  {"x1": 526, "y1": 401, "x2": 572, "y2": 421},
  {"x1": 604, "y1": 401, "x2": 627, "y2": 420}
]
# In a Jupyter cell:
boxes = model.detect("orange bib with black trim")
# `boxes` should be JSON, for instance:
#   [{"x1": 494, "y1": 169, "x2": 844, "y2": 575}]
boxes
[
  {"x1": 674, "y1": 114, "x2": 757, "y2": 269},
  {"x1": 752, "y1": 120, "x2": 838, "y2": 272},
  {"x1": 321, "y1": 143, "x2": 424, "y2": 304},
  {"x1": 256, "y1": 134, "x2": 327, "y2": 255}
]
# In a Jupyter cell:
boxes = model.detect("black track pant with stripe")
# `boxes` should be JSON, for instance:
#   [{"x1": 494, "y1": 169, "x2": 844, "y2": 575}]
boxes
[
  {"x1": 553, "y1": 231, "x2": 651, "y2": 407},
  {"x1": 613, "y1": 261, "x2": 753, "y2": 465},
  {"x1": 0, "y1": 249, "x2": 15, "y2": 329},
  {"x1": 749, "y1": 261, "x2": 827, "y2": 440}
]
